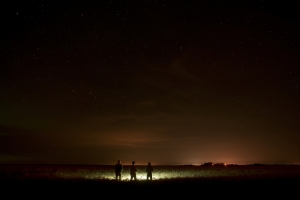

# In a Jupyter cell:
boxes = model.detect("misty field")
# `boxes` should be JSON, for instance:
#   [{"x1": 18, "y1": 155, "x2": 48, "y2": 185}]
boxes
[
  {"x1": 1, "y1": 165, "x2": 300, "y2": 198},
  {"x1": 1, "y1": 164, "x2": 300, "y2": 181}
]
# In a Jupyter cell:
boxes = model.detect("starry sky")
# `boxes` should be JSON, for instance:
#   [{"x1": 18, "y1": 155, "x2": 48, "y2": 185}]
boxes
[{"x1": 1, "y1": 1, "x2": 300, "y2": 165}]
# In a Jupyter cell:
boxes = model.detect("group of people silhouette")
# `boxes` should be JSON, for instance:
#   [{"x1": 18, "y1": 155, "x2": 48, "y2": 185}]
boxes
[{"x1": 115, "y1": 160, "x2": 153, "y2": 181}]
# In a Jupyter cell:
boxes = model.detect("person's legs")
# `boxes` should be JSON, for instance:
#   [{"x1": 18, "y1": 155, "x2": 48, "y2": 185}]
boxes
[
  {"x1": 116, "y1": 173, "x2": 121, "y2": 180},
  {"x1": 116, "y1": 173, "x2": 122, "y2": 181}
]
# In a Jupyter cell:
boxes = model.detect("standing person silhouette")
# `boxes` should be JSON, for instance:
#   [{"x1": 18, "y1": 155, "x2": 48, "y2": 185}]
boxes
[
  {"x1": 115, "y1": 160, "x2": 123, "y2": 181},
  {"x1": 146, "y1": 162, "x2": 153, "y2": 180},
  {"x1": 130, "y1": 161, "x2": 138, "y2": 181}
]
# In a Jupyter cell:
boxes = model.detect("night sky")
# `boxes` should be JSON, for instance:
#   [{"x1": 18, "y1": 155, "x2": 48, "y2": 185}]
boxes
[{"x1": 1, "y1": 1, "x2": 300, "y2": 165}]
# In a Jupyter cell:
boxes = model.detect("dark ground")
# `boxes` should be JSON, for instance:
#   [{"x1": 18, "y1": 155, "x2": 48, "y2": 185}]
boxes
[{"x1": 1, "y1": 176, "x2": 299, "y2": 199}]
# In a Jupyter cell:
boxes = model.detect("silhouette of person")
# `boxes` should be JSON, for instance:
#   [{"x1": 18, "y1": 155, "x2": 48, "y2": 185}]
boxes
[
  {"x1": 146, "y1": 162, "x2": 153, "y2": 180},
  {"x1": 130, "y1": 161, "x2": 138, "y2": 181},
  {"x1": 115, "y1": 160, "x2": 123, "y2": 181}
]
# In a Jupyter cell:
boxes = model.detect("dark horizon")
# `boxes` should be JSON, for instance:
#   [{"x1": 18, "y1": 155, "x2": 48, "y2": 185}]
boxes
[
  {"x1": 1, "y1": 1, "x2": 300, "y2": 165},
  {"x1": 1, "y1": 162, "x2": 300, "y2": 166}
]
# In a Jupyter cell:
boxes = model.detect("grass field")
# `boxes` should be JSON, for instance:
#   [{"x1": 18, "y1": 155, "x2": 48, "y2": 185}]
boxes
[{"x1": 1, "y1": 165, "x2": 299, "y2": 198}]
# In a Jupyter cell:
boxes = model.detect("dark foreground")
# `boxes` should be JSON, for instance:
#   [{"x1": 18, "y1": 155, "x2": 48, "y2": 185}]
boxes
[{"x1": 1, "y1": 176, "x2": 299, "y2": 198}]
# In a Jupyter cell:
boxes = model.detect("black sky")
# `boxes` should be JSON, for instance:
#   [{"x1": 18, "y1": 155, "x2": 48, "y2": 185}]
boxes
[{"x1": 1, "y1": 1, "x2": 300, "y2": 165}]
